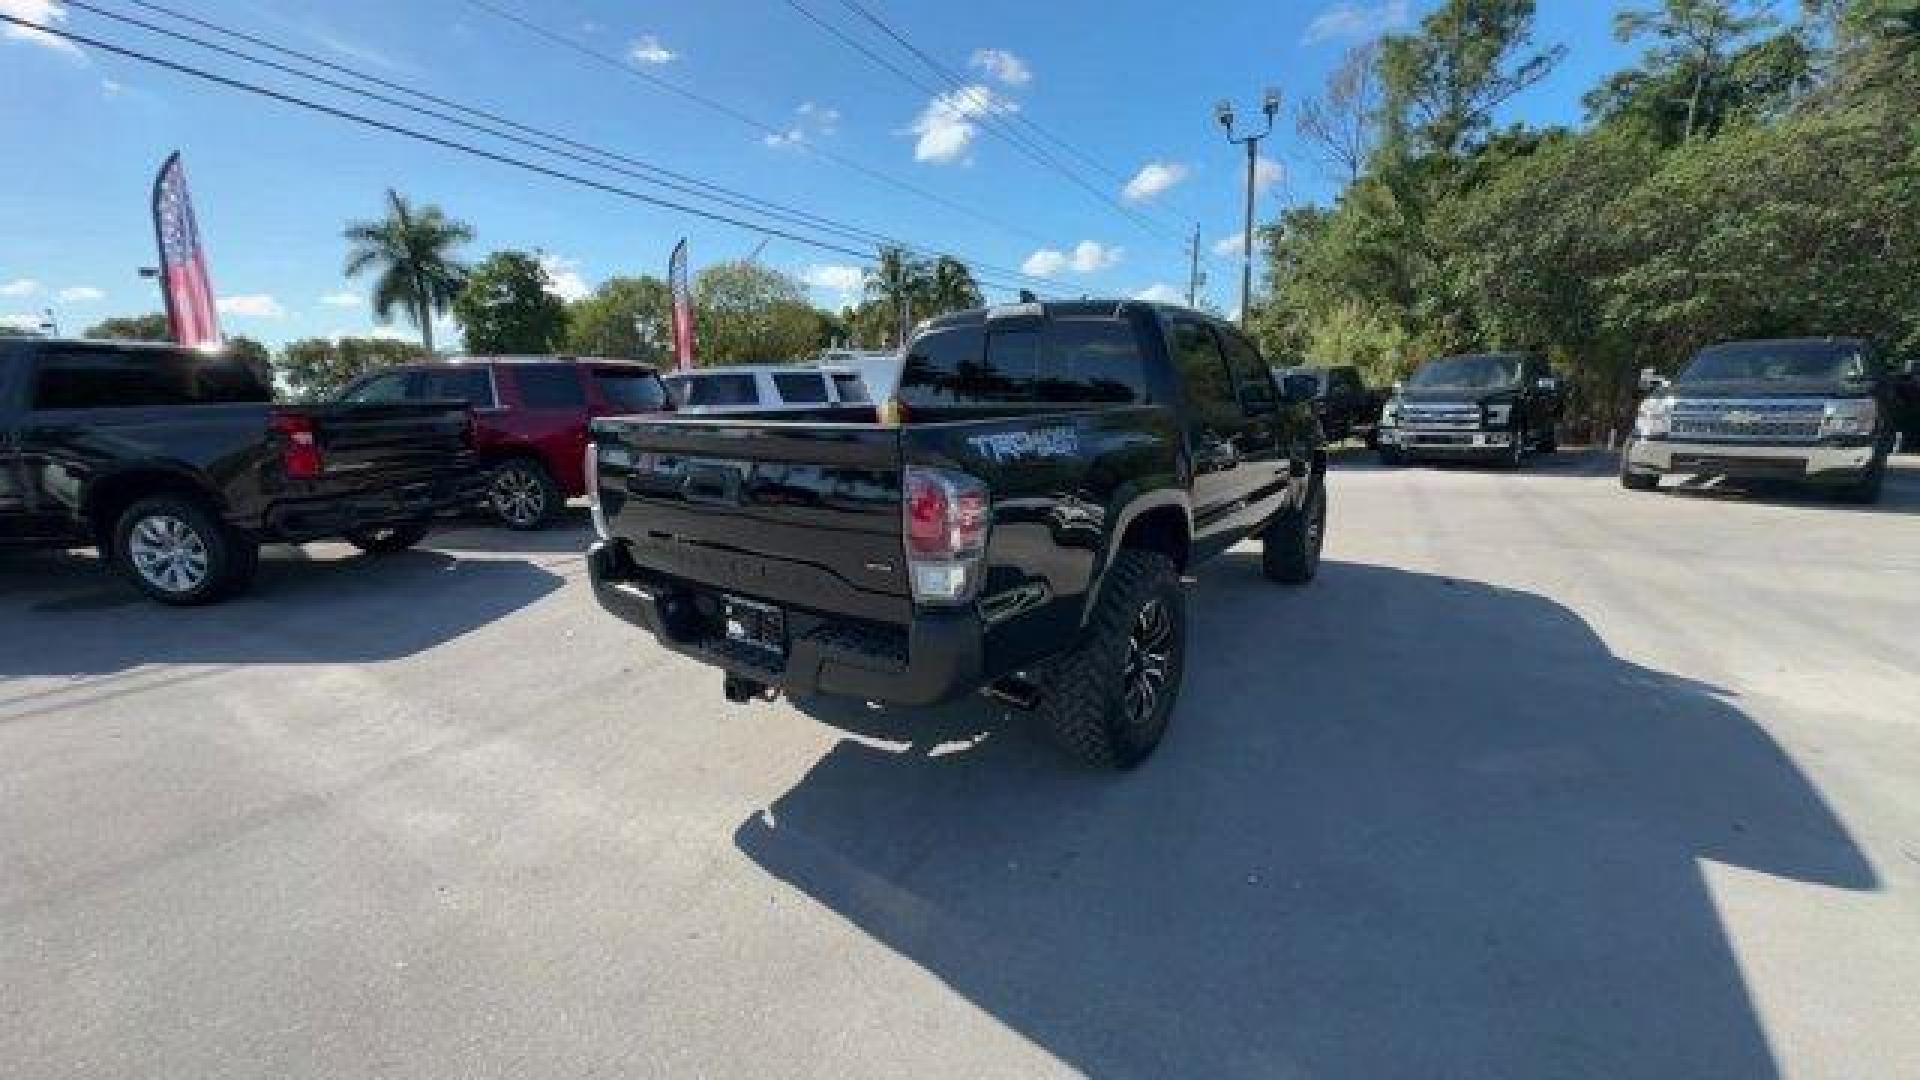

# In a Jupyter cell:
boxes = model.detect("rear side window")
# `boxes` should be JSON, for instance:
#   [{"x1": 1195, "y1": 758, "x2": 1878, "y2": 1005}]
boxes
[
  {"x1": 898, "y1": 317, "x2": 1147, "y2": 408},
  {"x1": 1169, "y1": 321, "x2": 1240, "y2": 432},
  {"x1": 677, "y1": 372, "x2": 759, "y2": 407},
  {"x1": 33, "y1": 346, "x2": 272, "y2": 409},
  {"x1": 416, "y1": 367, "x2": 495, "y2": 407},
  {"x1": 344, "y1": 371, "x2": 412, "y2": 403},
  {"x1": 771, "y1": 371, "x2": 830, "y2": 404},
  {"x1": 830, "y1": 371, "x2": 870, "y2": 403},
  {"x1": 513, "y1": 364, "x2": 586, "y2": 408},
  {"x1": 593, "y1": 368, "x2": 668, "y2": 410},
  {"x1": 1216, "y1": 327, "x2": 1276, "y2": 409}
]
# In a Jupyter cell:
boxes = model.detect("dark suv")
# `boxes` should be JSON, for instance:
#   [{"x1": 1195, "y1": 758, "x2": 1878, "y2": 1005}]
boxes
[{"x1": 342, "y1": 357, "x2": 670, "y2": 529}]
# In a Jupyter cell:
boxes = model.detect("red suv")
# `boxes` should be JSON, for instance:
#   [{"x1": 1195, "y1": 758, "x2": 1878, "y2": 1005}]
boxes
[{"x1": 341, "y1": 357, "x2": 670, "y2": 528}]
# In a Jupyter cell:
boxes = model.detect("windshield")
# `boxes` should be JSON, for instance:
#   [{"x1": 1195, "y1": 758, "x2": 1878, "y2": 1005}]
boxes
[
  {"x1": 1408, "y1": 355, "x2": 1522, "y2": 391},
  {"x1": 1678, "y1": 340, "x2": 1870, "y2": 386}
]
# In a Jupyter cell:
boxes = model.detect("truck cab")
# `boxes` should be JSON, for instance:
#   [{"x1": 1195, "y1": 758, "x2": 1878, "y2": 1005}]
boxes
[
  {"x1": 1621, "y1": 337, "x2": 1897, "y2": 503},
  {"x1": 1376, "y1": 352, "x2": 1561, "y2": 467}
]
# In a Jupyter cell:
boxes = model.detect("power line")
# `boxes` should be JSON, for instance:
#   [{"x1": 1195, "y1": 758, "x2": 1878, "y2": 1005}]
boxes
[
  {"x1": 69, "y1": 3, "x2": 1060, "y2": 295},
  {"x1": 8, "y1": 14, "x2": 1057, "y2": 296},
  {"x1": 802, "y1": 0, "x2": 1194, "y2": 254},
  {"x1": 454, "y1": 0, "x2": 1052, "y2": 248}
]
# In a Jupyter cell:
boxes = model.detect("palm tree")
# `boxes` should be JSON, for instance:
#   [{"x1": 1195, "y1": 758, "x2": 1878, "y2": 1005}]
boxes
[
  {"x1": 924, "y1": 256, "x2": 983, "y2": 315},
  {"x1": 343, "y1": 189, "x2": 473, "y2": 352},
  {"x1": 863, "y1": 245, "x2": 929, "y2": 346}
]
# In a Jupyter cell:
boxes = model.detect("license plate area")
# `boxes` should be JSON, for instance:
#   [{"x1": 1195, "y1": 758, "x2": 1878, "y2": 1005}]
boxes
[{"x1": 722, "y1": 595, "x2": 787, "y2": 656}]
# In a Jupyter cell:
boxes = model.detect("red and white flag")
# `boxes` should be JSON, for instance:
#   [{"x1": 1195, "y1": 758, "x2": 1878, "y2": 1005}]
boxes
[
  {"x1": 668, "y1": 237, "x2": 695, "y2": 371},
  {"x1": 151, "y1": 152, "x2": 222, "y2": 347}
]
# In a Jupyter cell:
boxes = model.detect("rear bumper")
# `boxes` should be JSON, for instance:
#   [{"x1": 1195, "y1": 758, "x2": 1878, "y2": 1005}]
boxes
[
  {"x1": 259, "y1": 471, "x2": 488, "y2": 541},
  {"x1": 1624, "y1": 439, "x2": 1877, "y2": 481},
  {"x1": 588, "y1": 540, "x2": 983, "y2": 706}
]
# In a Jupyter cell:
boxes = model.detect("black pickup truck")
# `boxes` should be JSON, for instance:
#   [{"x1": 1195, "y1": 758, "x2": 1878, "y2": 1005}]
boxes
[
  {"x1": 588, "y1": 301, "x2": 1327, "y2": 767},
  {"x1": 1, "y1": 338, "x2": 480, "y2": 603},
  {"x1": 1376, "y1": 352, "x2": 1563, "y2": 466},
  {"x1": 1275, "y1": 364, "x2": 1388, "y2": 444}
]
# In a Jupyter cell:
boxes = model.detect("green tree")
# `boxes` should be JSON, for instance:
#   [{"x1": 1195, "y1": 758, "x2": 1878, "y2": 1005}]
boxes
[
  {"x1": 564, "y1": 275, "x2": 672, "y2": 360},
  {"x1": 84, "y1": 312, "x2": 171, "y2": 340},
  {"x1": 1611, "y1": 0, "x2": 1778, "y2": 142},
  {"x1": 452, "y1": 250, "x2": 567, "y2": 354},
  {"x1": 693, "y1": 260, "x2": 820, "y2": 363},
  {"x1": 342, "y1": 189, "x2": 473, "y2": 353},
  {"x1": 275, "y1": 336, "x2": 426, "y2": 402},
  {"x1": 862, "y1": 245, "x2": 928, "y2": 346},
  {"x1": 923, "y1": 256, "x2": 983, "y2": 315},
  {"x1": 1380, "y1": 0, "x2": 1567, "y2": 157}
]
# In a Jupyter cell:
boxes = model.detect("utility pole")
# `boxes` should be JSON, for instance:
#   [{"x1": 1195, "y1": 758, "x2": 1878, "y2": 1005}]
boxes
[
  {"x1": 1186, "y1": 224, "x2": 1201, "y2": 307},
  {"x1": 1215, "y1": 88, "x2": 1280, "y2": 330}
]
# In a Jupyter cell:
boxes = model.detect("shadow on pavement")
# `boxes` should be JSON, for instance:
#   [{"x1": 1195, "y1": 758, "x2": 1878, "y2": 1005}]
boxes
[
  {"x1": 743, "y1": 557, "x2": 1874, "y2": 1078},
  {"x1": 429, "y1": 507, "x2": 598, "y2": 554},
  {"x1": 0, "y1": 543, "x2": 564, "y2": 680}
]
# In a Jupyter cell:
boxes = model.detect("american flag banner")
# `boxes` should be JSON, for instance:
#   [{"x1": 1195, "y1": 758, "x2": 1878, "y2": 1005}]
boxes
[
  {"x1": 151, "y1": 152, "x2": 222, "y2": 347},
  {"x1": 668, "y1": 237, "x2": 695, "y2": 371}
]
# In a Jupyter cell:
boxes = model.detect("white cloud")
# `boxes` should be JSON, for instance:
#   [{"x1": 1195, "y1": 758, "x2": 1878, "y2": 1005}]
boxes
[
  {"x1": 912, "y1": 83, "x2": 1015, "y2": 164},
  {"x1": 1213, "y1": 232, "x2": 1247, "y2": 258},
  {"x1": 217, "y1": 294, "x2": 287, "y2": 319},
  {"x1": 56, "y1": 285, "x2": 103, "y2": 302},
  {"x1": 1132, "y1": 283, "x2": 1185, "y2": 304},
  {"x1": 2, "y1": 314, "x2": 43, "y2": 331},
  {"x1": 969, "y1": 48, "x2": 1031, "y2": 87},
  {"x1": 367, "y1": 324, "x2": 411, "y2": 341},
  {"x1": 2, "y1": 0, "x2": 84, "y2": 58},
  {"x1": 538, "y1": 254, "x2": 590, "y2": 303},
  {"x1": 764, "y1": 101, "x2": 841, "y2": 150},
  {"x1": 319, "y1": 290, "x2": 361, "y2": 307},
  {"x1": 628, "y1": 33, "x2": 676, "y2": 65},
  {"x1": 1255, "y1": 155, "x2": 1285, "y2": 193},
  {"x1": 1302, "y1": 0, "x2": 1410, "y2": 45},
  {"x1": 802, "y1": 264, "x2": 864, "y2": 302},
  {"x1": 1122, "y1": 161, "x2": 1188, "y2": 203},
  {"x1": 0, "y1": 278, "x2": 41, "y2": 297},
  {"x1": 100, "y1": 77, "x2": 122, "y2": 96},
  {"x1": 1021, "y1": 240, "x2": 1123, "y2": 278}
]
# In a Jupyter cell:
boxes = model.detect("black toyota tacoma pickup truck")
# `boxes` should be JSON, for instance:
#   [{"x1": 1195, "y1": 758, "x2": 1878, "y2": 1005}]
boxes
[
  {"x1": 1, "y1": 338, "x2": 481, "y2": 603},
  {"x1": 587, "y1": 301, "x2": 1327, "y2": 767},
  {"x1": 1376, "y1": 351, "x2": 1563, "y2": 466}
]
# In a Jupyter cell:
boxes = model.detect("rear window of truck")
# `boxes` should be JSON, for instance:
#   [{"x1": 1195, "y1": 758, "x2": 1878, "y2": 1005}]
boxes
[
  {"x1": 32, "y1": 345, "x2": 272, "y2": 409},
  {"x1": 899, "y1": 317, "x2": 1149, "y2": 408},
  {"x1": 593, "y1": 368, "x2": 668, "y2": 411}
]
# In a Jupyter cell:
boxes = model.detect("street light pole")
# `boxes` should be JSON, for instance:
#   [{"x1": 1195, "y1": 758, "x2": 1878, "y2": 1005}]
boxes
[{"x1": 1216, "y1": 88, "x2": 1280, "y2": 330}]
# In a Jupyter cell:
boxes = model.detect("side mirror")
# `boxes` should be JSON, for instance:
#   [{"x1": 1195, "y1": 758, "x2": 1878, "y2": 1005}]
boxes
[
  {"x1": 1638, "y1": 367, "x2": 1669, "y2": 394},
  {"x1": 1536, "y1": 375, "x2": 1560, "y2": 394},
  {"x1": 1279, "y1": 372, "x2": 1318, "y2": 404}
]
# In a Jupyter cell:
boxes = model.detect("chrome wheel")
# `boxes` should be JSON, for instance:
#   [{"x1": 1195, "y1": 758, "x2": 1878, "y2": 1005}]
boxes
[
  {"x1": 127, "y1": 513, "x2": 211, "y2": 594},
  {"x1": 491, "y1": 466, "x2": 547, "y2": 527},
  {"x1": 1120, "y1": 598, "x2": 1175, "y2": 734}
]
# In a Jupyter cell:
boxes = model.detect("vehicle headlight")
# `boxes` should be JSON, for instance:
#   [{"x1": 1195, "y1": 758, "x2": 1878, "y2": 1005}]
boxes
[
  {"x1": 1635, "y1": 397, "x2": 1672, "y2": 439},
  {"x1": 1381, "y1": 398, "x2": 1402, "y2": 425},
  {"x1": 1485, "y1": 402, "x2": 1512, "y2": 427},
  {"x1": 1819, "y1": 398, "x2": 1877, "y2": 441}
]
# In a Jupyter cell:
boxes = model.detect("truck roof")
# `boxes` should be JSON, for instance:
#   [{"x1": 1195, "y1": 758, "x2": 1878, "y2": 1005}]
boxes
[{"x1": 918, "y1": 298, "x2": 1210, "y2": 335}]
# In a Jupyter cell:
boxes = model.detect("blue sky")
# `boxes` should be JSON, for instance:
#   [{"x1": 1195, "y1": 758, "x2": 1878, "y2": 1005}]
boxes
[{"x1": 3, "y1": 0, "x2": 1634, "y2": 347}]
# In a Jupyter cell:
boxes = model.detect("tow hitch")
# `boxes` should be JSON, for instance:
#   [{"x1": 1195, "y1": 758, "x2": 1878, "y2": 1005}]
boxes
[{"x1": 723, "y1": 674, "x2": 780, "y2": 704}]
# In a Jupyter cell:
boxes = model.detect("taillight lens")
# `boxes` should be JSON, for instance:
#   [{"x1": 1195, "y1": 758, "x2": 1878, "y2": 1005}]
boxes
[
  {"x1": 903, "y1": 467, "x2": 990, "y2": 605},
  {"x1": 269, "y1": 411, "x2": 323, "y2": 479},
  {"x1": 585, "y1": 441, "x2": 610, "y2": 539}
]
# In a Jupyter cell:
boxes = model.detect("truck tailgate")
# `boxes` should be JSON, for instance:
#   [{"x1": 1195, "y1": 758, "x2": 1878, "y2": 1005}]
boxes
[
  {"x1": 303, "y1": 401, "x2": 474, "y2": 485},
  {"x1": 591, "y1": 417, "x2": 911, "y2": 624}
]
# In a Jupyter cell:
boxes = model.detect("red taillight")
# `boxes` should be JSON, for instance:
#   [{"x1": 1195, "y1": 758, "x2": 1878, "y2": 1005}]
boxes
[
  {"x1": 903, "y1": 467, "x2": 990, "y2": 605},
  {"x1": 269, "y1": 411, "x2": 323, "y2": 480}
]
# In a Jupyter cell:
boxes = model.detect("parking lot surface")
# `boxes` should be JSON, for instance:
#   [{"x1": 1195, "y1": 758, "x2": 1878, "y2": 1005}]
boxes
[{"x1": 4, "y1": 451, "x2": 1918, "y2": 1078}]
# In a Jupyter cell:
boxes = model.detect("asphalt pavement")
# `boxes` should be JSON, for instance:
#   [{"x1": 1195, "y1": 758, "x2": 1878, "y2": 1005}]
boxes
[{"x1": 3, "y1": 451, "x2": 1918, "y2": 1078}]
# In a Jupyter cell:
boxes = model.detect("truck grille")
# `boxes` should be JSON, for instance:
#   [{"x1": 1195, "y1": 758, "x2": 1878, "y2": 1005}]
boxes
[
  {"x1": 1401, "y1": 403, "x2": 1480, "y2": 430},
  {"x1": 1669, "y1": 399, "x2": 1822, "y2": 443}
]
